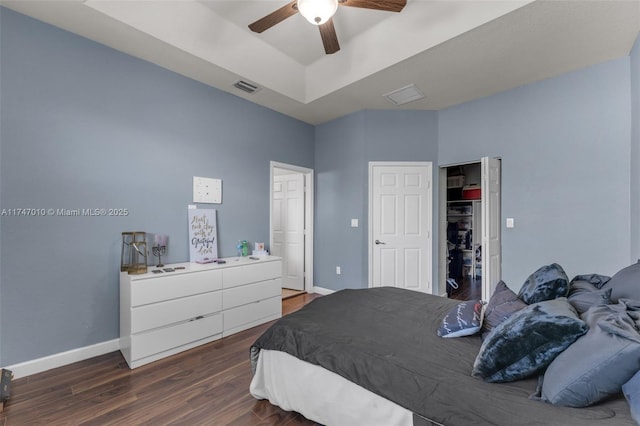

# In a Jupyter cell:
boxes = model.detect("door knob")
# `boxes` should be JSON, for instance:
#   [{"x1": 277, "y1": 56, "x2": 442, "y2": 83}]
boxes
[{"x1": 375, "y1": 240, "x2": 386, "y2": 245}]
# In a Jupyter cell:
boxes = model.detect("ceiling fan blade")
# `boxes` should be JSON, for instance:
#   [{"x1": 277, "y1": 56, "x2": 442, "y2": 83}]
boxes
[
  {"x1": 338, "y1": 0, "x2": 406, "y2": 13},
  {"x1": 319, "y1": 19, "x2": 340, "y2": 54},
  {"x1": 249, "y1": 0, "x2": 299, "y2": 33}
]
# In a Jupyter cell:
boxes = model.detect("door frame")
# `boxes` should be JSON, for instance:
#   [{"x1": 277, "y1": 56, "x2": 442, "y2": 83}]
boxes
[
  {"x1": 368, "y1": 161, "x2": 433, "y2": 292},
  {"x1": 270, "y1": 161, "x2": 314, "y2": 294},
  {"x1": 438, "y1": 158, "x2": 501, "y2": 300}
]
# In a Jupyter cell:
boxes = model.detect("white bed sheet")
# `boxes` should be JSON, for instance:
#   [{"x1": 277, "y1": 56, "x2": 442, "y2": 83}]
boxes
[{"x1": 250, "y1": 349, "x2": 416, "y2": 426}]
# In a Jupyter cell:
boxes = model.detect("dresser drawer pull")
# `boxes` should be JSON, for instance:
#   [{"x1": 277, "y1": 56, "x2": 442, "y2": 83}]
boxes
[{"x1": 190, "y1": 315, "x2": 205, "y2": 321}]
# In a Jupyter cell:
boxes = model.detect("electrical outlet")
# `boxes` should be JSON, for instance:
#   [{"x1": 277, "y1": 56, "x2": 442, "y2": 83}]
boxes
[{"x1": 336, "y1": 266, "x2": 341, "y2": 275}]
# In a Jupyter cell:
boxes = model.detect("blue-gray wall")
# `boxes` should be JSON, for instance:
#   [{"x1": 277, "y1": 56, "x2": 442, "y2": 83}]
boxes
[
  {"x1": 314, "y1": 110, "x2": 438, "y2": 291},
  {"x1": 439, "y1": 57, "x2": 632, "y2": 289},
  {"x1": 0, "y1": 8, "x2": 314, "y2": 366},
  {"x1": 1, "y1": 7, "x2": 638, "y2": 368},
  {"x1": 631, "y1": 32, "x2": 640, "y2": 263}
]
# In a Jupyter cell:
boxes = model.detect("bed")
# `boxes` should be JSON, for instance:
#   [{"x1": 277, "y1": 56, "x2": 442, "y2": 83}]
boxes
[{"x1": 249, "y1": 286, "x2": 636, "y2": 425}]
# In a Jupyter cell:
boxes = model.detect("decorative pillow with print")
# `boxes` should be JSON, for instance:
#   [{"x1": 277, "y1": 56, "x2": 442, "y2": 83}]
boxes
[{"x1": 437, "y1": 300, "x2": 485, "y2": 338}]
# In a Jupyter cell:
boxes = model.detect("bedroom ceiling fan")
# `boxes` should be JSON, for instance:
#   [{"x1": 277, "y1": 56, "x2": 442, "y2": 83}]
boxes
[{"x1": 248, "y1": 0, "x2": 407, "y2": 55}]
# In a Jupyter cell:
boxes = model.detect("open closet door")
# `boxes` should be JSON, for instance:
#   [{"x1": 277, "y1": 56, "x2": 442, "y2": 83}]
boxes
[{"x1": 481, "y1": 157, "x2": 501, "y2": 300}]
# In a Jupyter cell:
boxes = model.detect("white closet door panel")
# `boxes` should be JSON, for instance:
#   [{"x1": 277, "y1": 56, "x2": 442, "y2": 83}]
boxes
[
  {"x1": 371, "y1": 163, "x2": 432, "y2": 293},
  {"x1": 404, "y1": 195, "x2": 421, "y2": 235},
  {"x1": 380, "y1": 249, "x2": 398, "y2": 286},
  {"x1": 404, "y1": 248, "x2": 420, "y2": 289}
]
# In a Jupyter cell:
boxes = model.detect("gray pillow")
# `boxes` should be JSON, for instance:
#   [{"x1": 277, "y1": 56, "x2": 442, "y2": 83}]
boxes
[
  {"x1": 570, "y1": 273, "x2": 611, "y2": 289},
  {"x1": 567, "y1": 280, "x2": 612, "y2": 314},
  {"x1": 601, "y1": 261, "x2": 640, "y2": 302},
  {"x1": 472, "y1": 298, "x2": 586, "y2": 383},
  {"x1": 518, "y1": 263, "x2": 569, "y2": 304},
  {"x1": 623, "y1": 370, "x2": 640, "y2": 424},
  {"x1": 541, "y1": 299, "x2": 640, "y2": 407},
  {"x1": 481, "y1": 280, "x2": 527, "y2": 339}
]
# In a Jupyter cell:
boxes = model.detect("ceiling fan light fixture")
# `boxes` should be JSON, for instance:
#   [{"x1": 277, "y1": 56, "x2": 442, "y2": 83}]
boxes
[{"x1": 297, "y1": 0, "x2": 338, "y2": 25}]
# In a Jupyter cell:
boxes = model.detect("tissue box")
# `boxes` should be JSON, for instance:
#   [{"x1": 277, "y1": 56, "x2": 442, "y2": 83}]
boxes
[{"x1": 252, "y1": 250, "x2": 268, "y2": 258}]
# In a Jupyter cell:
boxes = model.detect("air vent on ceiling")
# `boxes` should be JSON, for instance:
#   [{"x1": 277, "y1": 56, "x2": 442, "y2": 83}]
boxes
[
  {"x1": 232, "y1": 80, "x2": 262, "y2": 94},
  {"x1": 383, "y1": 84, "x2": 425, "y2": 106}
]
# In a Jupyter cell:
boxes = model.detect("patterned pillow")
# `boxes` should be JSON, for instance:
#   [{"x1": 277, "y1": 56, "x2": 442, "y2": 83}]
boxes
[
  {"x1": 481, "y1": 280, "x2": 527, "y2": 339},
  {"x1": 437, "y1": 300, "x2": 485, "y2": 338},
  {"x1": 518, "y1": 263, "x2": 569, "y2": 304},
  {"x1": 472, "y1": 298, "x2": 587, "y2": 383}
]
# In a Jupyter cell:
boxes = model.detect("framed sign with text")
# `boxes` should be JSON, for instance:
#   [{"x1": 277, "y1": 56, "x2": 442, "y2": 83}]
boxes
[{"x1": 188, "y1": 208, "x2": 218, "y2": 262}]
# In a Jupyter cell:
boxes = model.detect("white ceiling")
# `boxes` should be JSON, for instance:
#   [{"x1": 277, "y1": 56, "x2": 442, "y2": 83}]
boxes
[{"x1": 2, "y1": 0, "x2": 639, "y2": 125}]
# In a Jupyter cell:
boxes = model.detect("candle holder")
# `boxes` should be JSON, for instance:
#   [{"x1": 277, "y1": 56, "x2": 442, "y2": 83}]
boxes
[
  {"x1": 121, "y1": 231, "x2": 148, "y2": 275},
  {"x1": 152, "y1": 245, "x2": 166, "y2": 267}
]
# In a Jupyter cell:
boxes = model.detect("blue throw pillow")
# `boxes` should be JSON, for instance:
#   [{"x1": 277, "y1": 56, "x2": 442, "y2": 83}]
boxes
[
  {"x1": 472, "y1": 298, "x2": 587, "y2": 383},
  {"x1": 437, "y1": 300, "x2": 485, "y2": 338},
  {"x1": 518, "y1": 263, "x2": 569, "y2": 304}
]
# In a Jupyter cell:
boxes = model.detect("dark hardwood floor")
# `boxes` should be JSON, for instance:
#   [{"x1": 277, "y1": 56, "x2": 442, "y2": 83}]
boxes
[
  {"x1": 1, "y1": 293, "x2": 321, "y2": 426},
  {"x1": 449, "y1": 275, "x2": 482, "y2": 301}
]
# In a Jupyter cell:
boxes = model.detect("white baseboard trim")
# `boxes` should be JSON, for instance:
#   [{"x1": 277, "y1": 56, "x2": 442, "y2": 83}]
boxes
[
  {"x1": 312, "y1": 286, "x2": 335, "y2": 295},
  {"x1": 4, "y1": 339, "x2": 120, "y2": 379}
]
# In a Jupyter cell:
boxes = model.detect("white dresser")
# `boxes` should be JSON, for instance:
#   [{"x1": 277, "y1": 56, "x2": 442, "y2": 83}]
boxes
[{"x1": 120, "y1": 256, "x2": 282, "y2": 368}]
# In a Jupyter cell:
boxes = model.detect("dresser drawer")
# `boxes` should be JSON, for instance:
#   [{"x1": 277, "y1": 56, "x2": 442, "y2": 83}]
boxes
[
  {"x1": 223, "y1": 279, "x2": 281, "y2": 310},
  {"x1": 131, "y1": 269, "x2": 222, "y2": 306},
  {"x1": 224, "y1": 295, "x2": 281, "y2": 332},
  {"x1": 131, "y1": 313, "x2": 222, "y2": 361},
  {"x1": 131, "y1": 291, "x2": 222, "y2": 333},
  {"x1": 223, "y1": 261, "x2": 282, "y2": 289}
]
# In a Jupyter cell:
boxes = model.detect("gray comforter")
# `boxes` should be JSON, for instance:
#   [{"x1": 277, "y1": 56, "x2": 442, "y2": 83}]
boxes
[{"x1": 250, "y1": 287, "x2": 634, "y2": 425}]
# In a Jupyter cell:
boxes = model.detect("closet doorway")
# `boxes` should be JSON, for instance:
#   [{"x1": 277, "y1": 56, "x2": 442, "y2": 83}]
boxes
[
  {"x1": 438, "y1": 157, "x2": 501, "y2": 301},
  {"x1": 270, "y1": 162, "x2": 314, "y2": 295}
]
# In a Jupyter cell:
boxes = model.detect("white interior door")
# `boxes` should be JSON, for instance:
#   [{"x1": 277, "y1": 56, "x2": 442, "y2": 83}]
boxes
[
  {"x1": 370, "y1": 162, "x2": 432, "y2": 293},
  {"x1": 481, "y1": 157, "x2": 502, "y2": 299},
  {"x1": 272, "y1": 173, "x2": 305, "y2": 291}
]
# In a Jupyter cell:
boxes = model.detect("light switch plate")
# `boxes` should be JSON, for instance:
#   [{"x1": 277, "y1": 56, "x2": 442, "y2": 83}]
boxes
[
  {"x1": 351, "y1": 219, "x2": 359, "y2": 228},
  {"x1": 193, "y1": 176, "x2": 222, "y2": 204},
  {"x1": 506, "y1": 217, "x2": 514, "y2": 228}
]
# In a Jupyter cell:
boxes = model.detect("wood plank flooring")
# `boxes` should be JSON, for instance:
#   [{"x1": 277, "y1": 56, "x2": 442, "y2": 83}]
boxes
[
  {"x1": 449, "y1": 275, "x2": 482, "y2": 301},
  {"x1": 0, "y1": 293, "x2": 321, "y2": 426}
]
